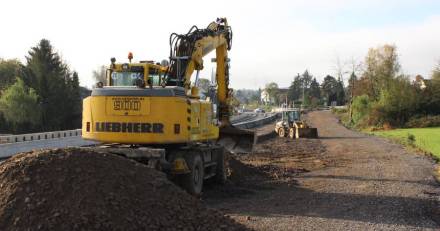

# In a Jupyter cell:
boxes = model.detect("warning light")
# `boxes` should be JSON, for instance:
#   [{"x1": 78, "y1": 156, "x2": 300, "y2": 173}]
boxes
[{"x1": 128, "y1": 52, "x2": 133, "y2": 63}]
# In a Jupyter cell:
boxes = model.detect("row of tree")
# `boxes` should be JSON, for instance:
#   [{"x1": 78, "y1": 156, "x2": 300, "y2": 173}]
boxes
[
  {"x1": 0, "y1": 39, "x2": 83, "y2": 134},
  {"x1": 262, "y1": 71, "x2": 346, "y2": 108},
  {"x1": 348, "y1": 44, "x2": 440, "y2": 128}
]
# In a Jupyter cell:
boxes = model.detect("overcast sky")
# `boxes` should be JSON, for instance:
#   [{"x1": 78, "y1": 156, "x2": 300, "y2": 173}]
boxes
[{"x1": 1, "y1": 0, "x2": 439, "y2": 89}]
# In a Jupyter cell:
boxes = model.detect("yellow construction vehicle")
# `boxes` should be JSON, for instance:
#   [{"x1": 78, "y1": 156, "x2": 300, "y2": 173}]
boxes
[
  {"x1": 274, "y1": 108, "x2": 318, "y2": 139},
  {"x1": 82, "y1": 18, "x2": 255, "y2": 195}
]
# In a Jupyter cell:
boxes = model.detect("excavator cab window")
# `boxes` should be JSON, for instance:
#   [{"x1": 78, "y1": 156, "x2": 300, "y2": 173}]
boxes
[
  {"x1": 148, "y1": 67, "x2": 161, "y2": 86},
  {"x1": 110, "y1": 72, "x2": 144, "y2": 86}
]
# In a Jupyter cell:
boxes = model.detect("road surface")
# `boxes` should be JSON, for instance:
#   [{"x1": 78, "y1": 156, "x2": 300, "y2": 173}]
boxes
[
  {"x1": 0, "y1": 137, "x2": 98, "y2": 159},
  {"x1": 206, "y1": 110, "x2": 440, "y2": 230}
]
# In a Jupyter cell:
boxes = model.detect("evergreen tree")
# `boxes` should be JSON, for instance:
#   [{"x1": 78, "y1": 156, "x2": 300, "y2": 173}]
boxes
[
  {"x1": 25, "y1": 39, "x2": 79, "y2": 130},
  {"x1": 347, "y1": 72, "x2": 357, "y2": 99},
  {"x1": 66, "y1": 71, "x2": 82, "y2": 128},
  {"x1": 336, "y1": 80, "x2": 346, "y2": 105},
  {"x1": 321, "y1": 75, "x2": 339, "y2": 105},
  {"x1": 288, "y1": 74, "x2": 302, "y2": 102},
  {"x1": 309, "y1": 78, "x2": 321, "y2": 99}
]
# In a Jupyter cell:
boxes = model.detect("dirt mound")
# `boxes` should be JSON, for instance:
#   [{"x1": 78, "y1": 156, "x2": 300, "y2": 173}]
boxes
[{"x1": 0, "y1": 148, "x2": 249, "y2": 231}]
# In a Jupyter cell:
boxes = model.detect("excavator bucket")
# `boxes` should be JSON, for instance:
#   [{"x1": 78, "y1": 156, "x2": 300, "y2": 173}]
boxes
[
  {"x1": 218, "y1": 126, "x2": 256, "y2": 154},
  {"x1": 296, "y1": 127, "x2": 318, "y2": 139}
]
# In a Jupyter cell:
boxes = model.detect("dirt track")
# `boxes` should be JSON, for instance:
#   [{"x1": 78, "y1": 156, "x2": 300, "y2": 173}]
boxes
[{"x1": 205, "y1": 110, "x2": 440, "y2": 230}]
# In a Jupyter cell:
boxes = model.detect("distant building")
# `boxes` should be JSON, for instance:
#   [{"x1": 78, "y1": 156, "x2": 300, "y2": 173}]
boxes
[
  {"x1": 260, "y1": 88, "x2": 289, "y2": 105},
  {"x1": 414, "y1": 75, "x2": 428, "y2": 90}
]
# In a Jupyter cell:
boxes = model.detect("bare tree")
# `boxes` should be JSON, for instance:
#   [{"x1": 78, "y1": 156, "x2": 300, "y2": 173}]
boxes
[
  {"x1": 92, "y1": 65, "x2": 107, "y2": 83},
  {"x1": 346, "y1": 56, "x2": 363, "y2": 123},
  {"x1": 333, "y1": 56, "x2": 348, "y2": 84}
]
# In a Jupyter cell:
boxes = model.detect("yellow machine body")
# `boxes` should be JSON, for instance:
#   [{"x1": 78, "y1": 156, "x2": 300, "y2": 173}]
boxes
[
  {"x1": 82, "y1": 94, "x2": 219, "y2": 144},
  {"x1": 83, "y1": 61, "x2": 216, "y2": 144}
]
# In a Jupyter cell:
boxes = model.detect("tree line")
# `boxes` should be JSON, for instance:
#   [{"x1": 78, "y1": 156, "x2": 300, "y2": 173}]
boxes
[
  {"x1": 348, "y1": 44, "x2": 440, "y2": 128},
  {"x1": 0, "y1": 39, "x2": 85, "y2": 134},
  {"x1": 236, "y1": 43, "x2": 440, "y2": 130},
  {"x1": 260, "y1": 71, "x2": 345, "y2": 108}
]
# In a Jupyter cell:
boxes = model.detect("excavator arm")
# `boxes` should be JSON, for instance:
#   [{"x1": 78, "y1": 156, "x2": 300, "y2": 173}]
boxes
[
  {"x1": 166, "y1": 18, "x2": 255, "y2": 153},
  {"x1": 167, "y1": 18, "x2": 232, "y2": 126}
]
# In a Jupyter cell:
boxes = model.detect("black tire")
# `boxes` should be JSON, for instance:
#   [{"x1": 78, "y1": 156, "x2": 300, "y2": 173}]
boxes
[
  {"x1": 289, "y1": 128, "x2": 295, "y2": 139},
  {"x1": 278, "y1": 128, "x2": 286, "y2": 137},
  {"x1": 181, "y1": 154, "x2": 204, "y2": 196},
  {"x1": 215, "y1": 148, "x2": 227, "y2": 184}
]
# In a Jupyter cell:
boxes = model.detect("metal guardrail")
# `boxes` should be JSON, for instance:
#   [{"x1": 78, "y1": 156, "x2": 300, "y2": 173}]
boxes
[
  {"x1": 234, "y1": 113, "x2": 279, "y2": 129},
  {"x1": 0, "y1": 129, "x2": 82, "y2": 144}
]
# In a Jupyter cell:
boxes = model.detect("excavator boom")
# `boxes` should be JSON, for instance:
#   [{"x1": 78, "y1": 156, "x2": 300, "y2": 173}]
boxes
[{"x1": 166, "y1": 18, "x2": 255, "y2": 153}]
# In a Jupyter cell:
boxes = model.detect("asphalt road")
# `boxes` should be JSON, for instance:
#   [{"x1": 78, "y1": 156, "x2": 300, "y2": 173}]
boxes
[{"x1": 0, "y1": 137, "x2": 98, "y2": 159}]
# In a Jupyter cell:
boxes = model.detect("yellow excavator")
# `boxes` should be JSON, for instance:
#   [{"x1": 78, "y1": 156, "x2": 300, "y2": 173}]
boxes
[{"x1": 82, "y1": 18, "x2": 255, "y2": 195}]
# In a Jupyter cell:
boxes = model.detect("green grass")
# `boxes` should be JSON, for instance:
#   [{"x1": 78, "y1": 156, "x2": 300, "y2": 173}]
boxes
[{"x1": 372, "y1": 127, "x2": 440, "y2": 159}]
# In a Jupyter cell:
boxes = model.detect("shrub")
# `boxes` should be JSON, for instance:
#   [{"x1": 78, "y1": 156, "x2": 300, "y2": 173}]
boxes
[
  {"x1": 407, "y1": 133, "x2": 416, "y2": 146},
  {"x1": 351, "y1": 95, "x2": 371, "y2": 127},
  {"x1": 405, "y1": 115, "x2": 440, "y2": 128},
  {"x1": 331, "y1": 108, "x2": 348, "y2": 114},
  {"x1": 374, "y1": 76, "x2": 418, "y2": 126}
]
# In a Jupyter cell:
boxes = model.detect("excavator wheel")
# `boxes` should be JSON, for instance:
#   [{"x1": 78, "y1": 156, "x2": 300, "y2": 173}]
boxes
[
  {"x1": 181, "y1": 153, "x2": 204, "y2": 196},
  {"x1": 289, "y1": 128, "x2": 296, "y2": 139},
  {"x1": 278, "y1": 128, "x2": 286, "y2": 137}
]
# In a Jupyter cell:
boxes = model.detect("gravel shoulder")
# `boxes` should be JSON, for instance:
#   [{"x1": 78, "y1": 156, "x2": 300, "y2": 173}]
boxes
[{"x1": 205, "y1": 110, "x2": 440, "y2": 230}]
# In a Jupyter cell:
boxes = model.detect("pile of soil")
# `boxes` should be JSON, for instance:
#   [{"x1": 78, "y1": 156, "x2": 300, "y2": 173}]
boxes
[
  {"x1": 238, "y1": 138, "x2": 326, "y2": 181},
  {"x1": 0, "y1": 148, "x2": 249, "y2": 231},
  {"x1": 203, "y1": 137, "x2": 326, "y2": 200}
]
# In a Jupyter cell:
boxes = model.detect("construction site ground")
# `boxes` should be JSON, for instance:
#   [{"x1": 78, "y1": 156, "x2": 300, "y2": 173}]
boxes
[{"x1": 204, "y1": 110, "x2": 440, "y2": 230}]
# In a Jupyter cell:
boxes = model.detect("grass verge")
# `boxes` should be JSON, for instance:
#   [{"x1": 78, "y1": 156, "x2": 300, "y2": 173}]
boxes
[{"x1": 371, "y1": 127, "x2": 440, "y2": 160}]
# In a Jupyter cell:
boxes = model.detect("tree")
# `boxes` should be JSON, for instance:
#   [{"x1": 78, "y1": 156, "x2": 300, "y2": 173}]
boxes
[
  {"x1": 373, "y1": 76, "x2": 418, "y2": 126},
  {"x1": 287, "y1": 70, "x2": 316, "y2": 104},
  {"x1": 0, "y1": 59, "x2": 22, "y2": 91},
  {"x1": 66, "y1": 71, "x2": 82, "y2": 127},
  {"x1": 347, "y1": 72, "x2": 358, "y2": 122},
  {"x1": 25, "y1": 39, "x2": 79, "y2": 130},
  {"x1": 336, "y1": 80, "x2": 346, "y2": 105},
  {"x1": 0, "y1": 78, "x2": 41, "y2": 132},
  {"x1": 92, "y1": 65, "x2": 107, "y2": 83},
  {"x1": 347, "y1": 72, "x2": 357, "y2": 99},
  {"x1": 309, "y1": 78, "x2": 321, "y2": 99},
  {"x1": 362, "y1": 44, "x2": 400, "y2": 100},
  {"x1": 433, "y1": 62, "x2": 440, "y2": 80},
  {"x1": 418, "y1": 62, "x2": 440, "y2": 115},
  {"x1": 264, "y1": 82, "x2": 279, "y2": 105},
  {"x1": 321, "y1": 75, "x2": 339, "y2": 105},
  {"x1": 288, "y1": 74, "x2": 302, "y2": 102}
]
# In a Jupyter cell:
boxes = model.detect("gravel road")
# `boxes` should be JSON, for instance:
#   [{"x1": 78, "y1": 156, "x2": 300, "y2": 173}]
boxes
[{"x1": 206, "y1": 110, "x2": 440, "y2": 230}]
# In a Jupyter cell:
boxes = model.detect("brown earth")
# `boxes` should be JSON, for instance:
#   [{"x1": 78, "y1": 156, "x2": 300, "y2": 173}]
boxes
[
  {"x1": 0, "y1": 148, "x2": 249, "y2": 231},
  {"x1": 1, "y1": 111, "x2": 439, "y2": 231},
  {"x1": 205, "y1": 111, "x2": 440, "y2": 230}
]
